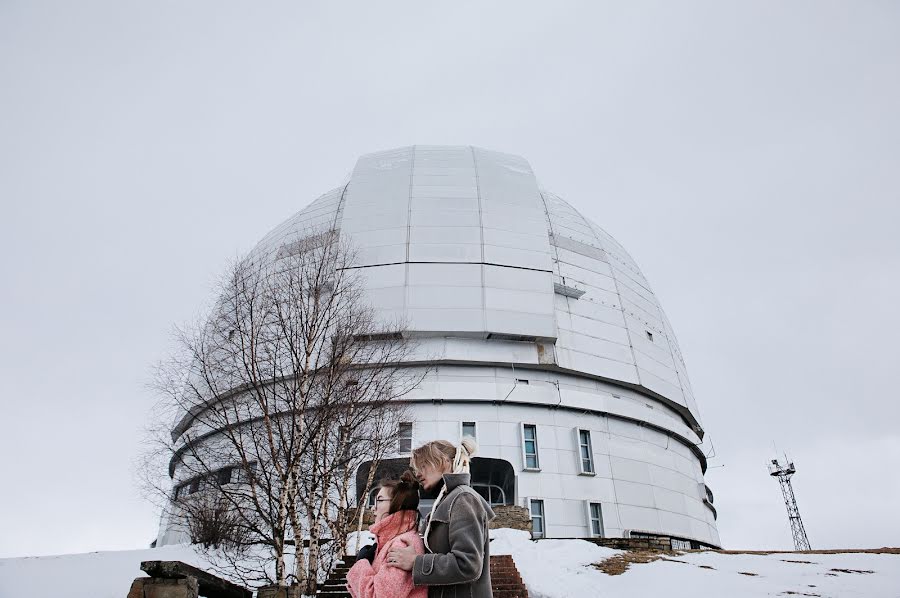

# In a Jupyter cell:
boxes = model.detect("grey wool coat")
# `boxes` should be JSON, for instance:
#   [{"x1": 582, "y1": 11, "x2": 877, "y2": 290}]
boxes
[{"x1": 412, "y1": 473, "x2": 496, "y2": 598}]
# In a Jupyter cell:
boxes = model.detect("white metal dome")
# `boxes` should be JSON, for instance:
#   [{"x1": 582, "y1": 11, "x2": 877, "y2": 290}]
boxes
[{"x1": 252, "y1": 145, "x2": 704, "y2": 436}]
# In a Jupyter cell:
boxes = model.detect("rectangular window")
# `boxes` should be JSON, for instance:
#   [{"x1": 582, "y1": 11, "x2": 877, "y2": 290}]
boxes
[
  {"x1": 523, "y1": 424, "x2": 540, "y2": 469},
  {"x1": 589, "y1": 502, "x2": 603, "y2": 537},
  {"x1": 578, "y1": 429, "x2": 595, "y2": 474},
  {"x1": 462, "y1": 421, "x2": 477, "y2": 440},
  {"x1": 398, "y1": 422, "x2": 413, "y2": 454},
  {"x1": 530, "y1": 499, "x2": 545, "y2": 538}
]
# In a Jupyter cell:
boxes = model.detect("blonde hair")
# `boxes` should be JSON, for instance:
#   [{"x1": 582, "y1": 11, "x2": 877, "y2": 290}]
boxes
[
  {"x1": 412, "y1": 437, "x2": 480, "y2": 552},
  {"x1": 411, "y1": 437, "x2": 477, "y2": 474}
]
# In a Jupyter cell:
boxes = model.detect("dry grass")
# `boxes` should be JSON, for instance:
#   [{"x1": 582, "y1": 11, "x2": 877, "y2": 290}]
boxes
[
  {"x1": 593, "y1": 546, "x2": 898, "y2": 578},
  {"x1": 593, "y1": 550, "x2": 675, "y2": 576}
]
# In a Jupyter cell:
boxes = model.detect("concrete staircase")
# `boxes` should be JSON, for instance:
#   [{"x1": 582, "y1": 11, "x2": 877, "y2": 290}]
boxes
[{"x1": 315, "y1": 553, "x2": 529, "y2": 598}]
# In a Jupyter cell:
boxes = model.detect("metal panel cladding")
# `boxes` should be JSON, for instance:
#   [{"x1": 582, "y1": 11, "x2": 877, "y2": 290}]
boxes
[{"x1": 248, "y1": 146, "x2": 704, "y2": 434}]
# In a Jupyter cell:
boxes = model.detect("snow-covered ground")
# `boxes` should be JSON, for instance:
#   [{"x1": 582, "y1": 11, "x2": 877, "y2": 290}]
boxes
[
  {"x1": 0, "y1": 544, "x2": 211, "y2": 598},
  {"x1": 491, "y1": 529, "x2": 900, "y2": 598},
  {"x1": 2, "y1": 531, "x2": 898, "y2": 598}
]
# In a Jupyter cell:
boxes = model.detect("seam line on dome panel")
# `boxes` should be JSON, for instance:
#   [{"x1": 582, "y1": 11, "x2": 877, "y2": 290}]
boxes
[
  {"x1": 332, "y1": 181, "x2": 351, "y2": 233},
  {"x1": 471, "y1": 145, "x2": 487, "y2": 331},
  {"x1": 404, "y1": 146, "x2": 416, "y2": 313},
  {"x1": 339, "y1": 260, "x2": 554, "y2": 273},
  {"x1": 584, "y1": 219, "x2": 645, "y2": 401}
]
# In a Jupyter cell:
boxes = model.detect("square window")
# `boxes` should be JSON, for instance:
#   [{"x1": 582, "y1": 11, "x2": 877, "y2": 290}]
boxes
[
  {"x1": 216, "y1": 467, "x2": 232, "y2": 486},
  {"x1": 462, "y1": 421, "x2": 477, "y2": 439}
]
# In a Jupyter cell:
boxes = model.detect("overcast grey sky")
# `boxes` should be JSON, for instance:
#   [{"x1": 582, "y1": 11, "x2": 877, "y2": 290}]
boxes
[{"x1": 1, "y1": 1, "x2": 898, "y2": 558}]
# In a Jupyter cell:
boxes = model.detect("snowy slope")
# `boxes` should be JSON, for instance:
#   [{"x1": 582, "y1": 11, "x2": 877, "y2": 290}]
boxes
[
  {"x1": 491, "y1": 529, "x2": 900, "y2": 598},
  {"x1": 2, "y1": 531, "x2": 898, "y2": 598}
]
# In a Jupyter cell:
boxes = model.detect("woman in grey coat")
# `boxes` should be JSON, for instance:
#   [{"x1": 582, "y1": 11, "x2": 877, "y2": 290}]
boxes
[{"x1": 386, "y1": 437, "x2": 496, "y2": 598}]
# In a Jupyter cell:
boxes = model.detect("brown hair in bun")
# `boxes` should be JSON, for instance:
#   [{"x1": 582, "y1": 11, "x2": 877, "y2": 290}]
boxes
[{"x1": 378, "y1": 470, "x2": 421, "y2": 514}]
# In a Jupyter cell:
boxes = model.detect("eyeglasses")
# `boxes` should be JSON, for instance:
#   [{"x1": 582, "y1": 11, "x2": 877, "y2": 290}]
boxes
[{"x1": 375, "y1": 498, "x2": 390, "y2": 504}]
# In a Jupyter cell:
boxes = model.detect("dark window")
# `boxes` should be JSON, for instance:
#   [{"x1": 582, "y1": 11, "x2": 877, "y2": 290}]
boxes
[
  {"x1": 578, "y1": 429, "x2": 595, "y2": 474},
  {"x1": 398, "y1": 422, "x2": 413, "y2": 454},
  {"x1": 216, "y1": 467, "x2": 232, "y2": 486},
  {"x1": 530, "y1": 499, "x2": 545, "y2": 538},
  {"x1": 589, "y1": 503, "x2": 603, "y2": 536}
]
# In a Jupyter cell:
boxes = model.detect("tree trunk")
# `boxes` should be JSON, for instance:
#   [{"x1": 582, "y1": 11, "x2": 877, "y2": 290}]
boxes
[{"x1": 355, "y1": 456, "x2": 380, "y2": 555}]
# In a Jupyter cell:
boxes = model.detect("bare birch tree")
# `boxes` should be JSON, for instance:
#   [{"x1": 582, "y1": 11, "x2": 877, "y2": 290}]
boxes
[{"x1": 144, "y1": 230, "x2": 421, "y2": 591}]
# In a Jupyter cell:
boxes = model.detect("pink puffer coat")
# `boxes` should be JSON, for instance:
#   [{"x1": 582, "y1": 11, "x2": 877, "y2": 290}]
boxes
[{"x1": 346, "y1": 510, "x2": 427, "y2": 598}]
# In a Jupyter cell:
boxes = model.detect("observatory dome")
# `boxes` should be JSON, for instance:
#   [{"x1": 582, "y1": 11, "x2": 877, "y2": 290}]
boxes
[{"x1": 163, "y1": 145, "x2": 719, "y2": 548}]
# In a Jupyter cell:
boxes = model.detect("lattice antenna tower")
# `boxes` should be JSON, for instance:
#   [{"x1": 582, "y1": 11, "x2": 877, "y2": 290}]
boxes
[{"x1": 768, "y1": 456, "x2": 811, "y2": 551}]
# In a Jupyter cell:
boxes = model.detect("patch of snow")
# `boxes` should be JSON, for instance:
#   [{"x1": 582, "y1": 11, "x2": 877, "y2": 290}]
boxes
[{"x1": 345, "y1": 531, "x2": 376, "y2": 556}]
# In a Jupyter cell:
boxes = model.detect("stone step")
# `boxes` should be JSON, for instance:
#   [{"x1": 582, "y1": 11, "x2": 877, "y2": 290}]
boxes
[
  {"x1": 489, "y1": 554, "x2": 529, "y2": 598},
  {"x1": 317, "y1": 554, "x2": 529, "y2": 598},
  {"x1": 492, "y1": 584, "x2": 527, "y2": 590}
]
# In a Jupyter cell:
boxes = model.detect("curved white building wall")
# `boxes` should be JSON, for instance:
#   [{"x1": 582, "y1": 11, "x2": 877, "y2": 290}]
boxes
[{"x1": 167, "y1": 145, "x2": 719, "y2": 547}]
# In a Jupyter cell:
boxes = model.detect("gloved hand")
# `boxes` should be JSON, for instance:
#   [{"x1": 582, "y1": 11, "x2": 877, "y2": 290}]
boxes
[{"x1": 357, "y1": 543, "x2": 377, "y2": 564}]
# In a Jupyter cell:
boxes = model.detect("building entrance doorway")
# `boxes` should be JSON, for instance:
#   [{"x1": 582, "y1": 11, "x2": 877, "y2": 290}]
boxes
[{"x1": 356, "y1": 457, "x2": 515, "y2": 519}]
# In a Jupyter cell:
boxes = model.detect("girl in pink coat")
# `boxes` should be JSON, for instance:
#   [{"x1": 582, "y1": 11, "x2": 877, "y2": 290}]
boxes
[{"x1": 347, "y1": 472, "x2": 427, "y2": 598}]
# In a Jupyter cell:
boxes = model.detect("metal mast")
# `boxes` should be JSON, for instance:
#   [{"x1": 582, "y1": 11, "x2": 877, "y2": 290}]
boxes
[{"x1": 768, "y1": 458, "x2": 811, "y2": 551}]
